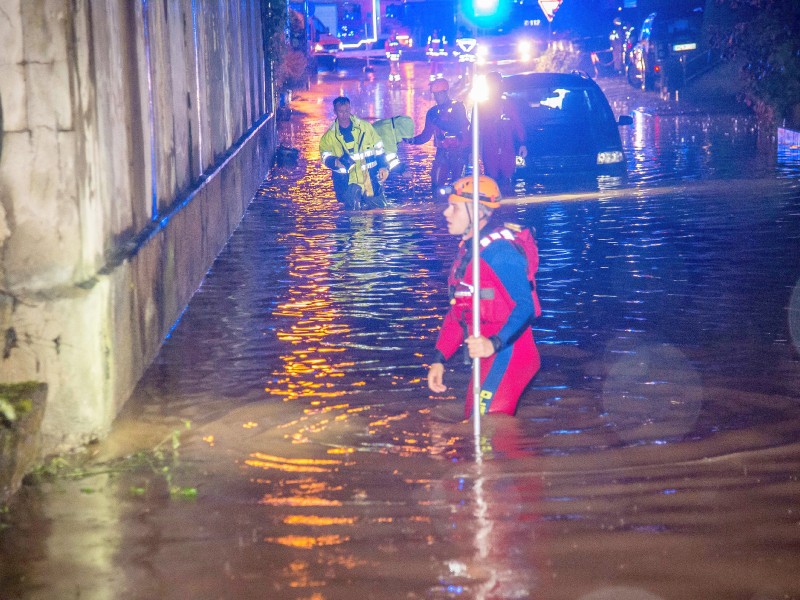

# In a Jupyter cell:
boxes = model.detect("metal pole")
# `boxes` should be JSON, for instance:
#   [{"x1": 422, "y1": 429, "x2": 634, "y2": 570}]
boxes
[{"x1": 471, "y1": 86, "x2": 481, "y2": 440}]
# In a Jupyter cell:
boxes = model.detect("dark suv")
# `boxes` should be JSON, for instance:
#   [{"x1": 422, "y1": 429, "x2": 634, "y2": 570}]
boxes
[
  {"x1": 503, "y1": 71, "x2": 632, "y2": 177},
  {"x1": 627, "y1": 8, "x2": 704, "y2": 92}
]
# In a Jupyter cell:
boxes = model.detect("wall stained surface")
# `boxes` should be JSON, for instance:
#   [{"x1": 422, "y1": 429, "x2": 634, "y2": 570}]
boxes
[{"x1": 0, "y1": 0, "x2": 277, "y2": 453}]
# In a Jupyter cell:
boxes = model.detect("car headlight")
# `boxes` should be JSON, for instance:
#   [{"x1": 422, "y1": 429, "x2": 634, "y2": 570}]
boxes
[
  {"x1": 516, "y1": 39, "x2": 532, "y2": 61},
  {"x1": 314, "y1": 43, "x2": 323, "y2": 52},
  {"x1": 596, "y1": 150, "x2": 624, "y2": 165}
]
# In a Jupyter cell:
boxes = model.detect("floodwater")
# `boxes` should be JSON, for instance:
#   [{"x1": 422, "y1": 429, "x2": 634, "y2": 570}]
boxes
[{"x1": 3, "y1": 62, "x2": 800, "y2": 600}]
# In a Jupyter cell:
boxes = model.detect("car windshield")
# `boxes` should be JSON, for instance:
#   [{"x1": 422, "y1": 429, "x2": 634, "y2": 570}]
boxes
[
  {"x1": 652, "y1": 12, "x2": 703, "y2": 44},
  {"x1": 507, "y1": 87, "x2": 608, "y2": 123},
  {"x1": 504, "y1": 84, "x2": 619, "y2": 154}
]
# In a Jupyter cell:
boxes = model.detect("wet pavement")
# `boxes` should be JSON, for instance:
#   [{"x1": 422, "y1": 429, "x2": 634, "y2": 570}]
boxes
[{"x1": 2, "y1": 60, "x2": 800, "y2": 600}]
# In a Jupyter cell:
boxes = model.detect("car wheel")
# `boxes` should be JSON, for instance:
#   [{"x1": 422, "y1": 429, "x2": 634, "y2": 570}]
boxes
[{"x1": 626, "y1": 63, "x2": 637, "y2": 87}]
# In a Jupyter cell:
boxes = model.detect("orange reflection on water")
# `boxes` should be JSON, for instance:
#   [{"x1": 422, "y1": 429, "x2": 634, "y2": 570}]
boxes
[
  {"x1": 245, "y1": 452, "x2": 341, "y2": 473},
  {"x1": 295, "y1": 479, "x2": 343, "y2": 494},
  {"x1": 260, "y1": 496, "x2": 343, "y2": 507},
  {"x1": 283, "y1": 515, "x2": 356, "y2": 526},
  {"x1": 368, "y1": 412, "x2": 409, "y2": 428},
  {"x1": 303, "y1": 402, "x2": 351, "y2": 415},
  {"x1": 326, "y1": 447, "x2": 355, "y2": 455},
  {"x1": 265, "y1": 534, "x2": 350, "y2": 549},
  {"x1": 269, "y1": 242, "x2": 356, "y2": 402},
  {"x1": 285, "y1": 560, "x2": 326, "y2": 590},
  {"x1": 409, "y1": 516, "x2": 432, "y2": 523}
]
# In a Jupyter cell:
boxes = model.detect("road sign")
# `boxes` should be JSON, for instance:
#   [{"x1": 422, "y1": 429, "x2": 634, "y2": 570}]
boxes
[{"x1": 538, "y1": 0, "x2": 562, "y2": 22}]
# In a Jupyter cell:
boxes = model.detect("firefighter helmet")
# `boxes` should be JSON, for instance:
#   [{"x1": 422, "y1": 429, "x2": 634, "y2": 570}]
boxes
[{"x1": 447, "y1": 176, "x2": 501, "y2": 208}]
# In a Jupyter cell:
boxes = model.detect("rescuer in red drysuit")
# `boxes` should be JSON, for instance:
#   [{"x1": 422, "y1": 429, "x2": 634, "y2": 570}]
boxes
[
  {"x1": 406, "y1": 78, "x2": 470, "y2": 197},
  {"x1": 474, "y1": 71, "x2": 527, "y2": 195},
  {"x1": 385, "y1": 33, "x2": 402, "y2": 83},
  {"x1": 427, "y1": 176, "x2": 541, "y2": 417},
  {"x1": 426, "y1": 29, "x2": 448, "y2": 82}
]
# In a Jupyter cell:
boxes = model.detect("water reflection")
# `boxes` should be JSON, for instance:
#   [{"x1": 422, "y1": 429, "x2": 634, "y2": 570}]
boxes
[
  {"x1": 119, "y1": 68, "x2": 800, "y2": 597},
  {"x1": 3, "y1": 67, "x2": 800, "y2": 600}
]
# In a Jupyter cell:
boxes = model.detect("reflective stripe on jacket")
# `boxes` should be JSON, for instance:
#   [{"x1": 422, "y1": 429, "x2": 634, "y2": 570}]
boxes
[
  {"x1": 320, "y1": 115, "x2": 388, "y2": 190},
  {"x1": 372, "y1": 115, "x2": 415, "y2": 170}
]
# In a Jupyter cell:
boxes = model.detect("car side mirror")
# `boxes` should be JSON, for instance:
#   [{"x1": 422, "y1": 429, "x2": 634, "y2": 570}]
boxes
[{"x1": 618, "y1": 115, "x2": 633, "y2": 126}]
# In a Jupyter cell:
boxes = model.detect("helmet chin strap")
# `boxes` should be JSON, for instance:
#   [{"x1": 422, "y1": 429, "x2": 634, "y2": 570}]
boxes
[
  {"x1": 463, "y1": 206, "x2": 474, "y2": 239},
  {"x1": 462, "y1": 205, "x2": 487, "y2": 240}
]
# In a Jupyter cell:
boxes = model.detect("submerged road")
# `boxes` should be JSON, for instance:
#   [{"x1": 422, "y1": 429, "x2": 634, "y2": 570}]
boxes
[{"x1": 2, "y1": 61, "x2": 800, "y2": 600}]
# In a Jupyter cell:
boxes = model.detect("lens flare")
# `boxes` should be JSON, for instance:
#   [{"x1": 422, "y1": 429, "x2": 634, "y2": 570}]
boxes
[{"x1": 602, "y1": 342, "x2": 703, "y2": 442}]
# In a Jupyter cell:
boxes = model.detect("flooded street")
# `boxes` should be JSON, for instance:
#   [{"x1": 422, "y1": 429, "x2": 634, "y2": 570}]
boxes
[{"x1": 3, "y1": 61, "x2": 800, "y2": 600}]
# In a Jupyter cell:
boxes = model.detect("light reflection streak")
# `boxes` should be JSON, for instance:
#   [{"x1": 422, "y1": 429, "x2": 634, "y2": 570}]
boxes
[
  {"x1": 267, "y1": 227, "x2": 359, "y2": 403},
  {"x1": 260, "y1": 496, "x2": 342, "y2": 507},
  {"x1": 501, "y1": 178, "x2": 789, "y2": 207},
  {"x1": 283, "y1": 515, "x2": 355, "y2": 526},
  {"x1": 283, "y1": 560, "x2": 326, "y2": 590},
  {"x1": 265, "y1": 534, "x2": 350, "y2": 549},
  {"x1": 246, "y1": 452, "x2": 342, "y2": 473}
]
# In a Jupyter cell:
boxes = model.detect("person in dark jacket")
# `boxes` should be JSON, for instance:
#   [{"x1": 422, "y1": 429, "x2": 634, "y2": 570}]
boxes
[{"x1": 405, "y1": 79, "x2": 470, "y2": 198}]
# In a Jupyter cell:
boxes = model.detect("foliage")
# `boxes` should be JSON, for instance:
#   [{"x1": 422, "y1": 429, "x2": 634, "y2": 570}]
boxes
[
  {"x1": 0, "y1": 398, "x2": 16, "y2": 424},
  {"x1": 535, "y1": 48, "x2": 584, "y2": 74},
  {"x1": 708, "y1": 0, "x2": 800, "y2": 125},
  {"x1": 30, "y1": 420, "x2": 197, "y2": 500},
  {"x1": 0, "y1": 382, "x2": 38, "y2": 427},
  {"x1": 262, "y1": 0, "x2": 308, "y2": 92}
]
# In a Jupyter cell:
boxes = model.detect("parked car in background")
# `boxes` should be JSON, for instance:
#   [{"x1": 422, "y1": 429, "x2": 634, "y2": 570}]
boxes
[
  {"x1": 312, "y1": 32, "x2": 343, "y2": 70},
  {"x1": 627, "y1": 8, "x2": 704, "y2": 92},
  {"x1": 502, "y1": 71, "x2": 632, "y2": 177},
  {"x1": 475, "y1": 31, "x2": 545, "y2": 67}
]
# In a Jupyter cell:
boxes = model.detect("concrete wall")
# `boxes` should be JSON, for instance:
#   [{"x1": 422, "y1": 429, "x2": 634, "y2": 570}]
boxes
[{"x1": 0, "y1": 0, "x2": 277, "y2": 454}]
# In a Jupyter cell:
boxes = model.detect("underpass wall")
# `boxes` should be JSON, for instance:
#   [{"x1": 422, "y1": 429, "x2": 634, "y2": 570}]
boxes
[{"x1": 0, "y1": 0, "x2": 277, "y2": 454}]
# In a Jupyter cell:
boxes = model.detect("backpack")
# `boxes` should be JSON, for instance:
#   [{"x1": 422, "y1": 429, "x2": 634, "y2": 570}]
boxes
[{"x1": 479, "y1": 223, "x2": 543, "y2": 318}]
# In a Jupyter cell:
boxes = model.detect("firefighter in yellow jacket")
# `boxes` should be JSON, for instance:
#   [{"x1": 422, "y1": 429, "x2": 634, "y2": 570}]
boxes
[{"x1": 320, "y1": 96, "x2": 389, "y2": 210}]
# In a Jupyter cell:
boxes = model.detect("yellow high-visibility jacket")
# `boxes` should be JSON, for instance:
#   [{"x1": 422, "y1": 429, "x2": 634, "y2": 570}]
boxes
[
  {"x1": 320, "y1": 115, "x2": 388, "y2": 196},
  {"x1": 372, "y1": 115, "x2": 414, "y2": 171}
]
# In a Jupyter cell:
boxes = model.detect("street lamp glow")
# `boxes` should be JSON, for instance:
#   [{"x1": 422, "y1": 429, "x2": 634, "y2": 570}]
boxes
[
  {"x1": 471, "y1": 73, "x2": 489, "y2": 102},
  {"x1": 517, "y1": 39, "x2": 532, "y2": 62}
]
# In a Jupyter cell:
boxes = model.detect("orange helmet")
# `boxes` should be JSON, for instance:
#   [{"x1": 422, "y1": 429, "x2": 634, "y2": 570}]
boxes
[
  {"x1": 429, "y1": 79, "x2": 449, "y2": 93},
  {"x1": 447, "y1": 176, "x2": 501, "y2": 208}
]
